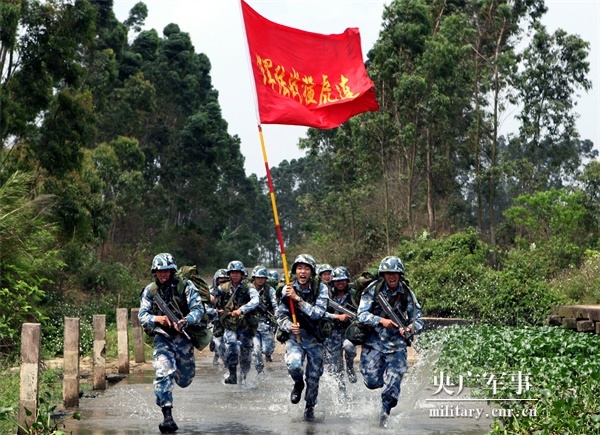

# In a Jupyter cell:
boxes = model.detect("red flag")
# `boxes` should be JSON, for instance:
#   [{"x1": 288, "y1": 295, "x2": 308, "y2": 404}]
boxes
[{"x1": 241, "y1": 0, "x2": 379, "y2": 129}]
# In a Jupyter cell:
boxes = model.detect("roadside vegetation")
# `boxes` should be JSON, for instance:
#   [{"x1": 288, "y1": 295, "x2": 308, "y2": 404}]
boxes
[{"x1": 419, "y1": 326, "x2": 600, "y2": 434}]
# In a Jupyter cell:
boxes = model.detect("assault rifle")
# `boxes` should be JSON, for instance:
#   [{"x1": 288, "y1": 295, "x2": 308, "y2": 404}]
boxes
[
  {"x1": 257, "y1": 301, "x2": 278, "y2": 326},
  {"x1": 375, "y1": 292, "x2": 414, "y2": 343},
  {"x1": 154, "y1": 293, "x2": 191, "y2": 341},
  {"x1": 327, "y1": 299, "x2": 356, "y2": 319}
]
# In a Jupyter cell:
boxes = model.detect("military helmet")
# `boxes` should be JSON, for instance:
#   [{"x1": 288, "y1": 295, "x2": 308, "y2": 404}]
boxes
[
  {"x1": 151, "y1": 253, "x2": 177, "y2": 273},
  {"x1": 251, "y1": 265, "x2": 269, "y2": 278},
  {"x1": 337, "y1": 266, "x2": 351, "y2": 279},
  {"x1": 268, "y1": 269, "x2": 279, "y2": 281},
  {"x1": 378, "y1": 256, "x2": 405, "y2": 275},
  {"x1": 291, "y1": 254, "x2": 317, "y2": 275},
  {"x1": 316, "y1": 263, "x2": 333, "y2": 276},
  {"x1": 213, "y1": 268, "x2": 228, "y2": 281},
  {"x1": 226, "y1": 260, "x2": 248, "y2": 276},
  {"x1": 331, "y1": 266, "x2": 351, "y2": 282}
]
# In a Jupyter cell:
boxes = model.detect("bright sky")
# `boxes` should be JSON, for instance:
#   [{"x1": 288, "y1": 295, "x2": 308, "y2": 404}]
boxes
[{"x1": 113, "y1": 0, "x2": 599, "y2": 177}]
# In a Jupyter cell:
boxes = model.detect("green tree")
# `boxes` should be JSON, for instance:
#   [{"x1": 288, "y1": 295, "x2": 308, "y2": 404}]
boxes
[{"x1": 507, "y1": 23, "x2": 595, "y2": 194}]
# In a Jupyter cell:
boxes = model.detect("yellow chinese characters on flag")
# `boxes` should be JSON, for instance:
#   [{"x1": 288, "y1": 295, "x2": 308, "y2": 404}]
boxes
[{"x1": 241, "y1": 0, "x2": 379, "y2": 129}]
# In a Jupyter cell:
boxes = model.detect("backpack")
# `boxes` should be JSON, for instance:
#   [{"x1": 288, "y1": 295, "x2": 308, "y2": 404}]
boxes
[
  {"x1": 177, "y1": 265, "x2": 211, "y2": 304},
  {"x1": 351, "y1": 269, "x2": 381, "y2": 307}
]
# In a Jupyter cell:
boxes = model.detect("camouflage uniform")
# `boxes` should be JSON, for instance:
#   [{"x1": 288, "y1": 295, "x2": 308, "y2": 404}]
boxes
[
  {"x1": 138, "y1": 256, "x2": 205, "y2": 410},
  {"x1": 253, "y1": 281, "x2": 278, "y2": 372},
  {"x1": 277, "y1": 255, "x2": 329, "y2": 417},
  {"x1": 357, "y1": 256, "x2": 424, "y2": 427},
  {"x1": 219, "y1": 264, "x2": 259, "y2": 383},
  {"x1": 323, "y1": 285, "x2": 357, "y2": 388},
  {"x1": 209, "y1": 269, "x2": 229, "y2": 365}
]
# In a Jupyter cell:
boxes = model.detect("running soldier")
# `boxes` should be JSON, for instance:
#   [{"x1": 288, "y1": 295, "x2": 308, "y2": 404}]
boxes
[
  {"x1": 209, "y1": 268, "x2": 229, "y2": 366},
  {"x1": 139, "y1": 253, "x2": 205, "y2": 433},
  {"x1": 357, "y1": 256, "x2": 424, "y2": 428},
  {"x1": 218, "y1": 260, "x2": 259, "y2": 384},
  {"x1": 277, "y1": 254, "x2": 330, "y2": 421},
  {"x1": 323, "y1": 267, "x2": 358, "y2": 392},
  {"x1": 251, "y1": 265, "x2": 278, "y2": 371}
]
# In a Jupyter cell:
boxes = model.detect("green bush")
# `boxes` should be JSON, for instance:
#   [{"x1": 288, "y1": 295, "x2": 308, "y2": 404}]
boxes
[{"x1": 548, "y1": 253, "x2": 600, "y2": 304}]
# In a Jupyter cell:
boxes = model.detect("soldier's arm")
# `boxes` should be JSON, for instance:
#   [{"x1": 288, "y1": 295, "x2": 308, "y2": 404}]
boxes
[{"x1": 357, "y1": 285, "x2": 383, "y2": 327}]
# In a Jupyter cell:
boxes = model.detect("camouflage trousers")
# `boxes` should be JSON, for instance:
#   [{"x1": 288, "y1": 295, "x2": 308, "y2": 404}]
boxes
[
  {"x1": 324, "y1": 329, "x2": 357, "y2": 382},
  {"x1": 224, "y1": 328, "x2": 254, "y2": 375},
  {"x1": 253, "y1": 320, "x2": 276, "y2": 371},
  {"x1": 359, "y1": 345, "x2": 408, "y2": 413},
  {"x1": 285, "y1": 331, "x2": 324, "y2": 407},
  {"x1": 212, "y1": 335, "x2": 226, "y2": 361},
  {"x1": 152, "y1": 334, "x2": 196, "y2": 408}
]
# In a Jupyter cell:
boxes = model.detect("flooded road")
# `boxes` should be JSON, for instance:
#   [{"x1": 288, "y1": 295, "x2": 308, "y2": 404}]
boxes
[{"x1": 64, "y1": 346, "x2": 492, "y2": 434}]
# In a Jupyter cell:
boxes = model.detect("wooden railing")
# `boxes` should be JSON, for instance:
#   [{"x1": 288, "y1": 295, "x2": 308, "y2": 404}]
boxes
[{"x1": 17, "y1": 308, "x2": 144, "y2": 432}]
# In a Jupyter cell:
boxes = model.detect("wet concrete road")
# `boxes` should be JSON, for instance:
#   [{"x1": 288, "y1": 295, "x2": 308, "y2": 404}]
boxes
[{"x1": 64, "y1": 347, "x2": 493, "y2": 435}]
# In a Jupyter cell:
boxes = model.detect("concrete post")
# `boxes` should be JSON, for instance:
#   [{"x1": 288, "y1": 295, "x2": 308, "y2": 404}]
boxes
[
  {"x1": 18, "y1": 323, "x2": 41, "y2": 434},
  {"x1": 63, "y1": 317, "x2": 80, "y2": 408},
  {"x1": 131, "y1": 308, "x2": 145, "y2": 363},
  {"x1": 117, "y1": 308, "x2": 130, "y2": 374},
  {"x1": 93, "y1": 315, "x2": 106, "y2": 390}
]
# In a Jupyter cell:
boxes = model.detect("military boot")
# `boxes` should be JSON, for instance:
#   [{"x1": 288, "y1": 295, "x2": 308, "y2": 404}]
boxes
[
  {"x1": 265, "y1": 354, "x2": 273, "y2": 362},
  {"x1": 224, "y1": 366, "x2": 237, "y2": 384},
  {"x1": 290, "y1": 379, "x2": 305, "y2": 404},
  {"x1": 346, "y1": 363, "x2": 358, "y2": 383},
  {"x1": 303, "y1": 405, "x2": 315, "y2": 422},
  {"x1": 159, "y1": 407, "x2": 178, "y2": 433},
  {"x1": 379, "y1": 407, "x2": 390, "y2": 429}
]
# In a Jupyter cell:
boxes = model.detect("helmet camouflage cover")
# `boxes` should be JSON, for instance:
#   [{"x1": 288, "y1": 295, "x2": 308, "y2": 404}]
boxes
[
  {"x1": 316, "y1": 263, "x2": 333, "y2": 276},
  {"x1": 331, "y1": 266, "x2": 351, "y2": 282},
  {"x1": 226, "y1": 260, "x2": 248, "y2": 276},
  {"x1": 378, "y1": 256, "x2": 405, "y2": 275},
  {"x1": 251, "y1": 265, "x2": 269, "y2": 278},
  {"x1": 291, "y1": 254, "x2": 317, "y2": 275},
  {"x1": 151, "y1": 253, "x2": 177, "y2": 273}
]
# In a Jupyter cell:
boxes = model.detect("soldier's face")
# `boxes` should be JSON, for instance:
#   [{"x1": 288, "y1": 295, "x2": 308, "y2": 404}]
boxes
[
  {"x1": 320, "y1": 271, "x2": 332, "y2": 283},
  {"x1": 295, "y1": 264, "x2": 312, "y2": 285},
  {"x1": 382, "y1": 272, "x2": 400, "y2": 290},
  {"x1": 230, "y1": 271, "x2": 242, "y2": 285},
  {"x1": 254, "y1": 277, "x2": 266, "y2": 287},
  {"x1": 156, "y1": 270, "x2": 170, "y2": 283},
  {"x1": 333, "y1": 280, "x2": 348, "y2": 292}
]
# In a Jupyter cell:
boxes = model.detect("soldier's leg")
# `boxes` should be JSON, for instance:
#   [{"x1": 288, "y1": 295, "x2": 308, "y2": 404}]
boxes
[
  {"x1": 239, "y1": 330, "x2": 255, "y2": 379},
  {"x1": 252, "y1": 330, "x2": 264, "y2": 373},
  {"x1": 262, "y1": 325, "x2": 276, "y2": 361},
  {"x1": 212, "y1": 335, "x2": 223, "y2": 365},
  {"x1": 172, "y1": 335, "x2": 196, "y2": 388},
  {"x1": 343, "y1": 338, "x2": 358, "y2": 383},
  {"x1": 285, "y1": 338, "x2": 306, "y2": 404},
  {"x1": 152, "y1": 335, "x2": 177, "y2": 408},
  {"x1": 359, "y1": 345, "x2": 386, "y2": 390},
  {"x1": 380, "y1": 349, "x2": 408, "y2": 414},
  {"x1": 223, "y1": 329, "x2": 240, "y2": 384},
  {"x1": 303, "y1": 338, "x2": 325, "y2": 407}
]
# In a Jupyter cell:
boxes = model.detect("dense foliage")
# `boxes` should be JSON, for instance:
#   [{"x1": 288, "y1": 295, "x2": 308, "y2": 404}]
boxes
[{"x1": 419, "y1": 326, "x2": 600, "y2": 434}]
